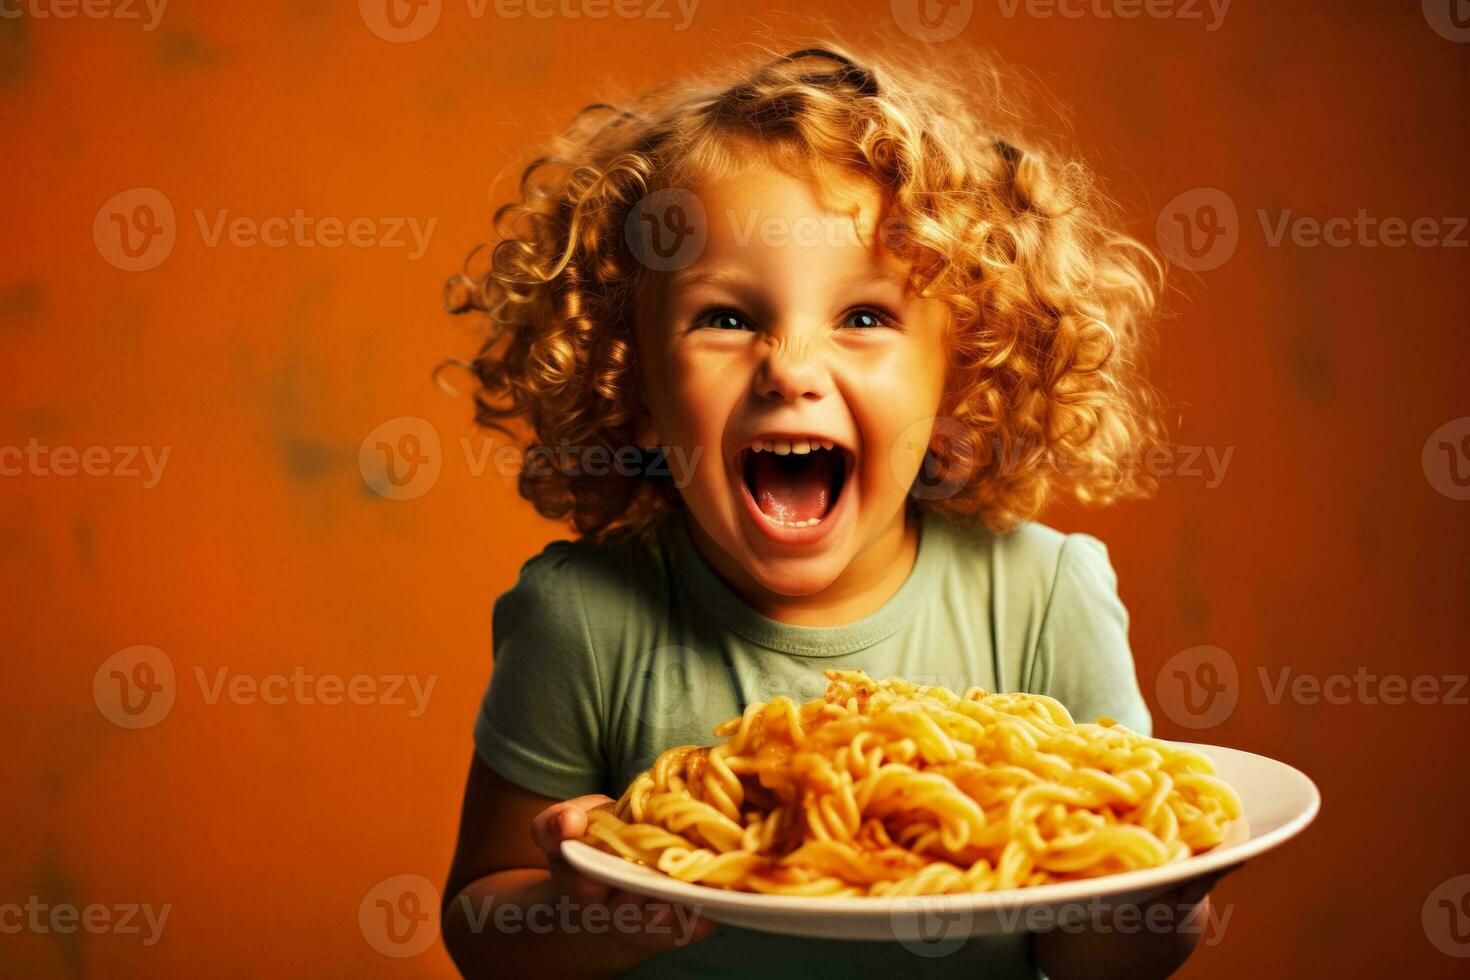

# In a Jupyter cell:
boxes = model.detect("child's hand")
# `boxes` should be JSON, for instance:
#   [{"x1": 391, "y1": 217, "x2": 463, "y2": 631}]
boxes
[
  {"x1": 1033, "y1": 863, "x2": 1242, "y2": 979},
  {"x1": 530, "y1": 794, "x2": 619, "y2": 902},
  {"x1": 531, "y1": 796, "x2": 718, "y2": 953}
]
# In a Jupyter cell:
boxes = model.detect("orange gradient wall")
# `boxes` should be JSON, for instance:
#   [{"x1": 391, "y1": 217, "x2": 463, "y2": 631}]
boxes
[{"x1": 2, "y1": 3, "x2": 1468, "y2": 977}]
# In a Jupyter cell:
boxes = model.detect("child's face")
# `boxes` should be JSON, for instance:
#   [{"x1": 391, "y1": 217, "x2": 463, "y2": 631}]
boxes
[{"x1": 636, "y1": 165, "x2": 950, "y2": 597}]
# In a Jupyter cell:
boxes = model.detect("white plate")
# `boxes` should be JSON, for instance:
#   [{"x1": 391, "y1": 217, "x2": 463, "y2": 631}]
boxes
[{"x1": 561, "y1": 742, "x2": 1320, "y2": 940}]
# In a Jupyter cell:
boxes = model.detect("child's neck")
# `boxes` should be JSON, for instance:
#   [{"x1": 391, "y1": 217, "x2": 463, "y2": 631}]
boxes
[{"x1": 686, "y1": 504, "x2": 920, "y2": 628}]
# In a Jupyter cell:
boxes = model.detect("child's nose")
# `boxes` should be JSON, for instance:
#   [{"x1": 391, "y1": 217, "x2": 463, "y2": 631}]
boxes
[{"x1": 753, "y1": 333, "x2": 831, "y2": 403}]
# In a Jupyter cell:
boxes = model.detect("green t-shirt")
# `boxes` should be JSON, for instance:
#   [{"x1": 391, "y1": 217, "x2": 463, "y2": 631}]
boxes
[{"x1": 473, "y1": 507, "x2": 1151, "y2": 978}]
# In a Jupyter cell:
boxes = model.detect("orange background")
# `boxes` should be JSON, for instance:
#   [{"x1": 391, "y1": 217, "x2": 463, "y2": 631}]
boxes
[{"x1": 2, "y1": 2, "x2": 1468, "y2": 976}]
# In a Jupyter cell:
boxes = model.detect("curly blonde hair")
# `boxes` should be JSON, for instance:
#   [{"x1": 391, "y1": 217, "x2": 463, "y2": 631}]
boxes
[{"x1": 446, "y1": 40, "x2": 1164, "y2": 539}]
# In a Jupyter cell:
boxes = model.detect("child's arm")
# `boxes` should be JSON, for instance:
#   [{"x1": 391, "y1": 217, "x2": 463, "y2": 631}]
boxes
[
  {"x1": 444, "y1": 544, "x2": 717, "y2": 974},
  {"x1": 442, "y1": 754, "x2": 716, "y2": 979}
]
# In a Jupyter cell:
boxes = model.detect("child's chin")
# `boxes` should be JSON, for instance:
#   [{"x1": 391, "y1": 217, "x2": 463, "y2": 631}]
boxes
[{"x1": 742, "y1": 554, "x2": 847, "y2": 599}]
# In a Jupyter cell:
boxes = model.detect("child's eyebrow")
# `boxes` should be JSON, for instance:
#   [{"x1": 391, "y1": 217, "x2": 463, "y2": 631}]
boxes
[
  {"x1": 667, "y1": 268, "x2": 752, "y2": 293},
  {"x1": 668, "y1": 267, "x2": 908, "y2": 293},
  {"x1": 840, "y1": 269, "x2": 909, "y2": 291}
]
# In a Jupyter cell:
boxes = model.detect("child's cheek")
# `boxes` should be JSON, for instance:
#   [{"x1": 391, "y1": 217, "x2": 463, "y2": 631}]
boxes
[
  {"x1": 841, "y1": 340, "x2": 947, "y2": 501},
  {"x1": 848, "y1": 341, "x2": 945, "y2": 441},
  {"x1": 666, "y1": 351, "x2": 743, "y2": 478}
]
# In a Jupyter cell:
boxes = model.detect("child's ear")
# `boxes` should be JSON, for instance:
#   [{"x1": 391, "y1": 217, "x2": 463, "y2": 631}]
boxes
[{"x1": 632, "y1": 403, "x2": 661, "y2": 449}]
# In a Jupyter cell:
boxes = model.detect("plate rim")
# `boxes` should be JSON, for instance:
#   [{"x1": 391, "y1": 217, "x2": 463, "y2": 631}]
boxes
[{"x1": 561, "y1": 740, "x2": 1321, "y2": 915}]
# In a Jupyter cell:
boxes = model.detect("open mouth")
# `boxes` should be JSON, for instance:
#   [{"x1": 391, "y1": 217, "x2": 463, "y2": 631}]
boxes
[{"x1": 738, "y1": 438, "x2": 853, "y2": 528}]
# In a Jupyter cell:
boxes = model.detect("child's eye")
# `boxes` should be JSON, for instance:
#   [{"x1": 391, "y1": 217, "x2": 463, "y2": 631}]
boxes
[
  {"x1": 842, "y1": 306, "x2": 899, "y2": 330},
  {"x1": 691, "y1": 305, "x2": 899, "y2": 331},
  {"x1": 692, "y1": 306, "x2": 752, "y2": 331}
]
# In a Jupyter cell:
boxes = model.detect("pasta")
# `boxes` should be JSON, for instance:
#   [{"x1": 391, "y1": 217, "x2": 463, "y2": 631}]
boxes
[{"x1": 584, "y1": 670, "x2": 1242, "y2": 897}]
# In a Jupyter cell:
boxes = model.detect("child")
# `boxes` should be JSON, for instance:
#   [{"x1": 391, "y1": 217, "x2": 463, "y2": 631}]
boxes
[{"x1": 443, "y1": 41, "x2": 1220, "y2": 978}]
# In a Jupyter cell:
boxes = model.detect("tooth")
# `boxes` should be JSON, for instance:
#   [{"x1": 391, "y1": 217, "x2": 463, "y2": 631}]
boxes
[
  {"x1": 769, "y1": 515, "x2": 826, "y2": 528},
  {"x1": 821, "y1": 439, "x2": 834, "y2": 450},
  {"x1": 792, "y1": 438, "x2": 810, "y2": 455},
  {"x1": 774, "y1": 439, "x2": 791, "y2": 455}
]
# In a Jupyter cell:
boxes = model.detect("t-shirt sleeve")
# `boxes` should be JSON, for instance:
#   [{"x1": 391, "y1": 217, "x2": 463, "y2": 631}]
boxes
[
  {"x1": 473, "y1": 542, "x2": 609, "y2": 801},
  {"x1": 1029, "y1": 533, "x2": 1152, "y2": 736}
]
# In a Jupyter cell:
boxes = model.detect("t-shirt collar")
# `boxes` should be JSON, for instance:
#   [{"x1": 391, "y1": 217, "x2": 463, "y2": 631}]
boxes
[{"x1": 662, "y1": 507, "x2": 942, "y2": 657}]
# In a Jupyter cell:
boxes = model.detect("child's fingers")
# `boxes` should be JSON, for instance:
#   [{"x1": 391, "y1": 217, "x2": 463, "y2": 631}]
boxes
[
  {"x1": 530, "y1": 794, "x2": 615, "y2": 856},
  {"x1": 545, "y1": 862, "x2": 610, "y2": 904},
  {"x1": 531, "y1": 796, "x2": 619, "y2": 906},
  {"x1": 555, "y1": 807, "x2": 585, "y2": 839},
  {"x1": 567, "y1": 872, "x2": 610, "y2": 903},
  {"x1": 527, "y1": 800, "x2": 715, "y2": 944},
  {"x1": 609, "y1": 891, "x2": 710, "y2": 925},
  {"x1": 605, "y1": 888, "x2": 647, "y2": 911},
  {"x1": 603, "y1": 893, "x2": 718, "y2": 949}
]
